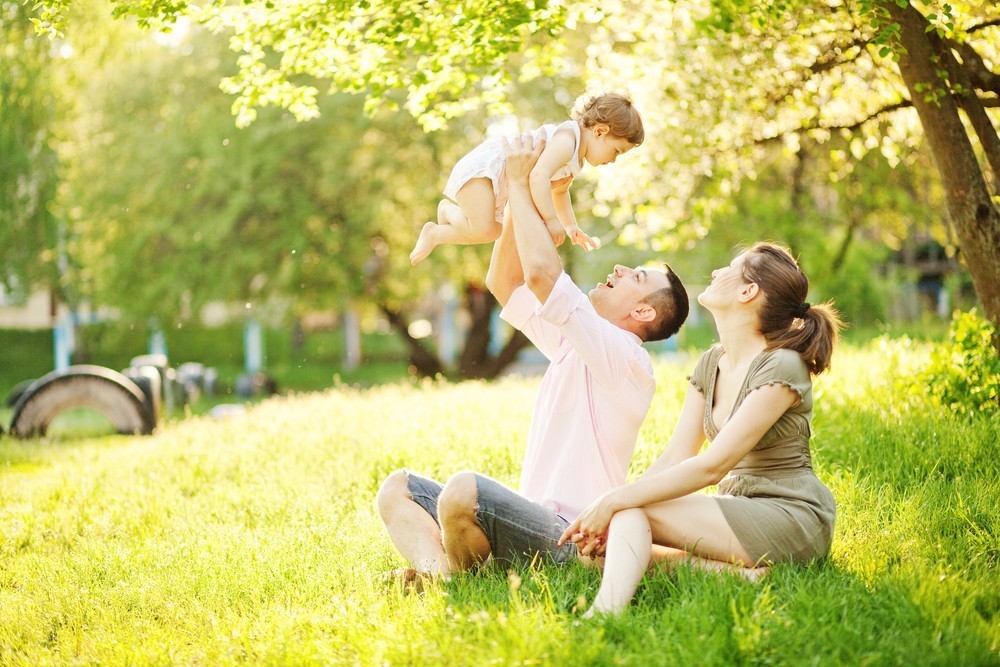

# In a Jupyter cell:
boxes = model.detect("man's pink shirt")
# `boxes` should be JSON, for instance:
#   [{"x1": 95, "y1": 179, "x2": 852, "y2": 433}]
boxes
[{"x1": 500, "y1": 273, "x2": 656, "y2": 521}]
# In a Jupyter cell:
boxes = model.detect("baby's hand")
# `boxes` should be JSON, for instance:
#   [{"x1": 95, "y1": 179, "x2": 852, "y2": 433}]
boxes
[
  {"x1": 544, "y1": 218, "x2": 567, "y2": 247},
  {"x1": 567, "y1": 226, "x2": 600, "y2": 252}
]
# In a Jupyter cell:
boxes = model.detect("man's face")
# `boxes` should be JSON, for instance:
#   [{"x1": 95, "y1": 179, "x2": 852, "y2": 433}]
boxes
[{"x1": 589, "y1": 265, "x2": 670, "y2": 325}]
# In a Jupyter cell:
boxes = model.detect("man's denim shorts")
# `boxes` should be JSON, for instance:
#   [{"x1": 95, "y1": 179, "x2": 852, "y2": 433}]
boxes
[{"x1": 404, "y1": 470, "x2": 578, "y2": 566}]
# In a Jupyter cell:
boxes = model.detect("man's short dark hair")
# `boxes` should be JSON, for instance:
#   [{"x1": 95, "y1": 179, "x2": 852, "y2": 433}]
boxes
[{"x1": 640, "y1": 264, "x2": 689, "y2": 342}]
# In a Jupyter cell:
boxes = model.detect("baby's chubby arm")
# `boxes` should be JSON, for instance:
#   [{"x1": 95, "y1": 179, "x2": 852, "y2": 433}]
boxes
[
  {"x1": 552, "y1": 180, "x2": 599, "y2": 252},
  {"x1": 528, "y1": 128, "x2": 576, "y2": 237}
]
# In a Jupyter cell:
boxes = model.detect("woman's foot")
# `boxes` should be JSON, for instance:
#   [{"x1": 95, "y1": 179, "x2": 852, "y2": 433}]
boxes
[
  {"x1": 739, "y1": 564, "x2": 771, "y2": 583},
  {"x1": 410, "y1": 222, "x2": 438, "y2": 265}
]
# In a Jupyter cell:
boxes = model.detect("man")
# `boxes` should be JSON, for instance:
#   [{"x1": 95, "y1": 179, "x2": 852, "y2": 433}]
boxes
[{"x1": 376, "y1": 133, "x2": 689, "y2": 581}]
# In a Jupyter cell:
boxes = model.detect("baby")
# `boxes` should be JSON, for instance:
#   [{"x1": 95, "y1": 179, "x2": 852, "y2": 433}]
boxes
[{"x1": 410, "y1": 92, "x2": 644, "y2": 264}]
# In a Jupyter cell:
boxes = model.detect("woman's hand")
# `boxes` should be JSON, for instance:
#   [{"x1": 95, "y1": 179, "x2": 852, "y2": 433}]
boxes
[{"x1": 558, "y1": 492, "x2": 620, "y2": 555}]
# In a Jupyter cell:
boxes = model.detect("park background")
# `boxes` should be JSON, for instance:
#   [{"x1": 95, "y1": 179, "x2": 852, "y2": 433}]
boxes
[{"x1": 2, "y1": 0, "x2": 999, "y2": 664}]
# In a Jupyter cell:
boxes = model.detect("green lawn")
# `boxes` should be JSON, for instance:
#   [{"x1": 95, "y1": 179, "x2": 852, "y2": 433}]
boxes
[{"x1": 0, "y1": 341, "x2": 997, "y2": 665}]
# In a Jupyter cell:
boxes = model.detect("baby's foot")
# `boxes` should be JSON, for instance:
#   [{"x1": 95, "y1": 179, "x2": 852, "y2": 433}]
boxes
[{"x1": 410, "y1": 222, "x2": 438, "y2": 265}]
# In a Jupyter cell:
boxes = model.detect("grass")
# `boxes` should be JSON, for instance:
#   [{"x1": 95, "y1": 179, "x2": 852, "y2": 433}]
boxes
[{"x1": 0, "y1": 341, "x2": 997, "y2": 665}]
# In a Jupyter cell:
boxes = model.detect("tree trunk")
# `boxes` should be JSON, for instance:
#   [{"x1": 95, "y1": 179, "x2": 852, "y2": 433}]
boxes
[
  {"x1": 884, "y1": 1, "x2": 1000, "y2": 349},
  {"x1": 458, "y1": 284, "x2": 494, "y2": 378},
  {"x1": 483, "y1": 329, "x2": 532, "y2": 380},
  {"x1": 378, "y1": 304, "x2": 444, "y2": 376},
  {"x1": 830, "y1": 218, "x2": 858, "y2": 275},
  {"x1": 381, "y1": 290, "x2": 535, "y2": 379}
]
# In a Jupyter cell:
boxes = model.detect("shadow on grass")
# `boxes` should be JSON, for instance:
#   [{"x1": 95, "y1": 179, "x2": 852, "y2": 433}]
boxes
[{"x1": 430, "y1": 557, "x2": 995, "y2": 666}]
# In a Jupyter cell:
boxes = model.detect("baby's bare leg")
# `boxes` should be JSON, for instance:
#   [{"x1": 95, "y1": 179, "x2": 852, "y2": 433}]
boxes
[{"x1": 410, "y1": 179, "x2": 499, "y2": 265}]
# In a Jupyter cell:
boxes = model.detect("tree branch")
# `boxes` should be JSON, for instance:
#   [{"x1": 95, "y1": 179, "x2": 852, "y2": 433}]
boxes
[
  {"x1": 810, "y1": 38, "x2": 869, "y2": 74},
  {"x1": 966, "y1": 19, "x2": 1000, "y2": 35},
  {"x1": 753, "y1": 99, "x2": 913, "y2": 145},
  {"x1": 945, "y1": 38, "x2": 1000, "y2": 95},
  {"x1": 932, "y1": 32, "x2": 1000, "y2": 186},
  {"x1": 766, "y1": 37, "x2": 868, "y2": 108}
]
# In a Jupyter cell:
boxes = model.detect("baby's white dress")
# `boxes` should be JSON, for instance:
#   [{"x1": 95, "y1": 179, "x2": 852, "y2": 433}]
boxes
[{"x1": 443, "y1": 120, "x2": 583, "y2": 223}]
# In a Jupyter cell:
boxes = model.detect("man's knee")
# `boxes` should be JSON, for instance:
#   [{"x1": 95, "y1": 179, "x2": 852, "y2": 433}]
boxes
[
  {"x1": 438, "y1": 471, "x2": 479, "y2": 524},
  {"x1": 376, "y1": 469, "x2": 411, "y2": 521}
]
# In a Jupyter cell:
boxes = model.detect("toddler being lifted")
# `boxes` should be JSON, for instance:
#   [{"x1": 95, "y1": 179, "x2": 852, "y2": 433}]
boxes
[{"x1": 410, "y1": 92, "x2": 643, "y2": 264}]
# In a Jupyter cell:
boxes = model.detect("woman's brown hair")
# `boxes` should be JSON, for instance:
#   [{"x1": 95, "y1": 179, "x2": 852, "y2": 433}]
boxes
[{"x1": 740, "y1": 242, "x2": 843, "y2": 375}]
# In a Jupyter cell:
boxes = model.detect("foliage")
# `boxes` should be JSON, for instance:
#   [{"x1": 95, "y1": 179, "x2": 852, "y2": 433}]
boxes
[
  {"x1": 29, "y1": 0, "x2": 996, "y2": 222},
  {"x1": 0, "y1": 329, "x2": 54, "y2": 404},
  {"x1": 0, "y1": 342, "x2": 997, "y2": 664},
  {"x1": 905, "y1": 309, "x2": 1000, "y2": 416},
  {"x1": 29, "y1": 0, "x2": 570, "y2": 131},
  {"x1": 16, "y1": 0, "x2": 999, "y2": 372},
  {"x1": 0, "y1": 1, "x2": 60, "y2": 296},
  {"x1": 26, "y1": 2, "x2": 1000, "y2": 285},
  {"x1": 57, "y1": 18, "x2": 488, "y2": 327},
  {"x1": 45, "y1": 8, "x2": 589, "y2": 378}
]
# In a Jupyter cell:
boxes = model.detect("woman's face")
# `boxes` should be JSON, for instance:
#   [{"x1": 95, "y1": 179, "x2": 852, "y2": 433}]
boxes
[{"x1": 697, "y1": 253, "x2": 749, "y2": 310}]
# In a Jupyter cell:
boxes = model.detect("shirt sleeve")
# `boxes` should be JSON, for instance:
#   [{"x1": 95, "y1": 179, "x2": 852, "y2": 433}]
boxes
[
  {"x1": 537, "y1": 272, "x2": 649, "y2": 390},
  {"x1": 747, "y1": 349, "x2": 812, "y2": 405},
  {"x1": 687, "y1": 347, "x2": 715, "y2": 395},
  {"x1": 499, "y1": 283, "x2": 566, "y2": 360}
]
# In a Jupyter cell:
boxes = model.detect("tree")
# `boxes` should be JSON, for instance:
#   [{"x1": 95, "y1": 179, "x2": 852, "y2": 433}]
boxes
[
  {"x1": 1, "y1": 1, "x2": 60, "y2": 299},
  {"x1": 681, "y1": 0, "x2": 1000, "y2": 344},
  {"x1": 31, "y1": 0, "x2": 1000, "y2": 349},
  {"x1": 57, "y1": 18, "x2": 544, "y2": 377},
  {"x1": 881, "y1": 1, "x2": 1000, "y2": 343}
]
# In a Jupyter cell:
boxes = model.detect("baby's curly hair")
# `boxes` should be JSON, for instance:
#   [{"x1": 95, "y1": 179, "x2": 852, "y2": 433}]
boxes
[{"x1": 572, "y1": 92, "x2": 644, "y2": 145}]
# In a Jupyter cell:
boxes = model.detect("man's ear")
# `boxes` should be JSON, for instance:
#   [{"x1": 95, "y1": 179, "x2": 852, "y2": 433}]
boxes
[
  {"x1": 630, "y1": 304, "x2": 656, "y2": 324},
  {"x1": 738, "y1": 282, "x2": 759, "y2": 304}
]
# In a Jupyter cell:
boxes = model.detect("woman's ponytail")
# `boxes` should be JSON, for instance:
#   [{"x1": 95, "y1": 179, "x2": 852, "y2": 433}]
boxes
[{"x1": 741, "y1": 243, "x2": 844, "y2": 375}]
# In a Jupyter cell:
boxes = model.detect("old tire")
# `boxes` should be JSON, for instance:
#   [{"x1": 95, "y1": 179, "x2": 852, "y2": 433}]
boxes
[{"x1": 10, "y1": 365, "x2": 156, "y2": 438}]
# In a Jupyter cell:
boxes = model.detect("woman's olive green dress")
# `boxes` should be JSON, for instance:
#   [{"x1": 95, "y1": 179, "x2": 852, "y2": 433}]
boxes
[{"x1": 689, "y1": 345, "x2": 836, "y2": 564}]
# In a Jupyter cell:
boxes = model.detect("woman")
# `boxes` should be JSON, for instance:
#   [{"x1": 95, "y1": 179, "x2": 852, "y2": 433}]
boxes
[{"x1": 559, "y1": 242, "x2": 842, "y2": 616}]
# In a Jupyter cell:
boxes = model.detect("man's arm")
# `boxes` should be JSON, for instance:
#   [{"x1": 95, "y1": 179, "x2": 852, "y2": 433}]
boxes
[
  {"x1": 484, "y1": 211, "x2": 523, "y2": 307},
  {"x1": 506, "y1": 134, "x2": 563, "y2": 304}
]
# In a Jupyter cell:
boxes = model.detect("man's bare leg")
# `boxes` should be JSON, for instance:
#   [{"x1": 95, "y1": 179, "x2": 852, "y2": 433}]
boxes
[
  {"x1": 437, "y1": 472, "x2": 492, "y2": 572},
  {"x1": 376, "y1": 471, "x2": 450, "y2": 577}
]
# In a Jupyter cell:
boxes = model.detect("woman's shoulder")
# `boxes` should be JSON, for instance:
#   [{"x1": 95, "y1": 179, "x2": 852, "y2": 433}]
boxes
[
  {"x1": 695, "y1": 344, "x2": 725, "y2": 368},
  {"x1": 750, "y1": 348, "x2": 811, "y2": 393},
  {"x1": 688, "y1": 344, "x2": 723, "y2": 393}
]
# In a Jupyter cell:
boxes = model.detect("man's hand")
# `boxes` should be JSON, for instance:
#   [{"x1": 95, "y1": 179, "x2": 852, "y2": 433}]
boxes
[
  {"x1": 503, "y1": 131, "x2": 561, "y2": 303},
  {"x1": 503, "y1": 132, "x2": 546, "y2": 185}
]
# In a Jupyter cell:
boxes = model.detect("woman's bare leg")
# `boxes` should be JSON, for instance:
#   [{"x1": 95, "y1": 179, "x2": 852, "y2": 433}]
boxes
[
  {"x1": 410, "y1": 179, "x2": 499, "y2": 264},
  {"x1": 585, "y1": 494, "x2": 761, "y2": 616},
  {"x1": 650, "y1": 546, "x2": 770, "y2": 581},
  {"x1": 582, "y1": 508, "x2": 652, "y2": 617}
]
